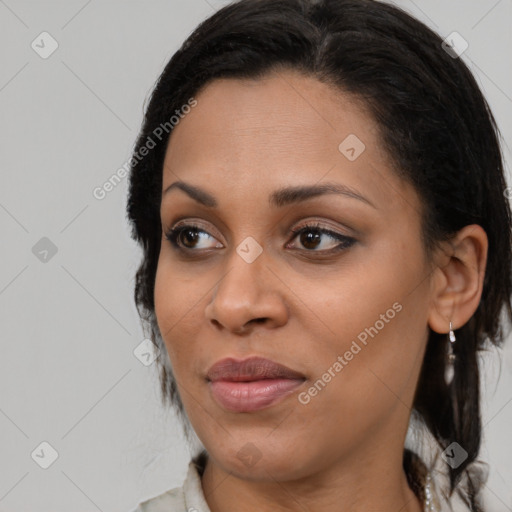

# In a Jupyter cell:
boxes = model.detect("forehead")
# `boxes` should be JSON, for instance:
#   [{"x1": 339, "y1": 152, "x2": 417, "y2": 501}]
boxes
[{"x1": 162, "y1": 69, "x2": 416, "y2": 214}]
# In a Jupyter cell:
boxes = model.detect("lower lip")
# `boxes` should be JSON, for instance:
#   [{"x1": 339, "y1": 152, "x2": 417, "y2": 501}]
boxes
[{"x1": 209, "y1": 378, "x2": 305, "y2": 412}]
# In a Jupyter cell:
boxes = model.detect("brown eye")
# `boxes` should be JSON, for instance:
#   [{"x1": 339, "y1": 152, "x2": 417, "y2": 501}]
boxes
[
  {"x1": 287, "y1": 223, "x2": 356, "y2": 253},
  {"x1": 179, "y1": 227, "x2": 201, "y2": 248},
  {"x1": 165, "y1": 224, "x2": 223, "y2": 251},
  {"x1": 298, "y1": 229, "x2": 322, "y2": 250}
]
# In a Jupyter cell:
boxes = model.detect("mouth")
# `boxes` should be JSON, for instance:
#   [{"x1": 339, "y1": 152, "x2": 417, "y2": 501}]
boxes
[{"x1": 206, "y1": 356, "x2": 306, "y2": 413}]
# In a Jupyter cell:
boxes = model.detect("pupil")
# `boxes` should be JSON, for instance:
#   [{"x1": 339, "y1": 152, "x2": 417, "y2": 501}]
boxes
[
  {"x1": 182, "y1": 229, "x2": 199, "y2": 247},
  {"x1": 301, "y1": 230, "x2": 320, "y2": 249}
]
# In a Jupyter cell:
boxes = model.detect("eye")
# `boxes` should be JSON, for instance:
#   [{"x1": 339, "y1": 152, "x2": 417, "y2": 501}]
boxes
[
  {"x1": 164, "y1": 221, "x2": 356, "y2": 255},
  {"x1": 164, "y1": 223, "x2": 223, "y2": 251},
  {"x1": 286, "y1": 222, "x2": 356, "y2": 253}
]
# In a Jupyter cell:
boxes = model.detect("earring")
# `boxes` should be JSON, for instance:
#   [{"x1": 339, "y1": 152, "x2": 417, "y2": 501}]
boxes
[{"x1": 444, "y1": 321, "x2": 456, "y2": 386}]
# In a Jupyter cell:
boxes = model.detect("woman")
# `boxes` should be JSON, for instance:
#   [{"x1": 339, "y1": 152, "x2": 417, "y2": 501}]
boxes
[{"x1": 127, "y1": 0, "x2": 512, "y2": 511}]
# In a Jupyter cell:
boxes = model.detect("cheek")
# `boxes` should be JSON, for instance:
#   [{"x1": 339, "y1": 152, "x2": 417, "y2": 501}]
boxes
[
  {"x1": 300, "y1": 237, "x2": 429, "y2": 394},
  {"x1": 153, "y1": 256, "x2": 200, "y2": 364},
  {"x1": 154, "y1": 259, "x2": 174, "y2": 347},
  {"x1": 299, "y1": 250, "x2": 405, "y2": 351}
]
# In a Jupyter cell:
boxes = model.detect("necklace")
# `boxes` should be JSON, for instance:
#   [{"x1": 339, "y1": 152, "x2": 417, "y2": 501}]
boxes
[{"x1": 423, "y1": 473, "x2": 441, "y2": 512}]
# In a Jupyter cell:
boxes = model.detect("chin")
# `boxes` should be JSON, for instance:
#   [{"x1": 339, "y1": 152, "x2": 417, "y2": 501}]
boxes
[{"x1": 206, "y1": 437, "x2": 315, "y2": 482}]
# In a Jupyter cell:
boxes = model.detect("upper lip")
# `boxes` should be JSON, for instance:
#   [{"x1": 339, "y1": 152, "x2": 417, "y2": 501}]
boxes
[{"x1": 206, "y1": 356, "x2": 305, "y2": 382}]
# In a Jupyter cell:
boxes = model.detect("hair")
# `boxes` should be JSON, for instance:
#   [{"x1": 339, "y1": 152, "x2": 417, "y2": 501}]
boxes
[{"x1": 125, "y1": 0, "x2": 512, "y2": 510}]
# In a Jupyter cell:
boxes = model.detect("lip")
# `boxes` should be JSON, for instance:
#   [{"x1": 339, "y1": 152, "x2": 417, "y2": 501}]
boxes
[{"x1": 206, "y1": 356, "x2": 306, "y2": 412}]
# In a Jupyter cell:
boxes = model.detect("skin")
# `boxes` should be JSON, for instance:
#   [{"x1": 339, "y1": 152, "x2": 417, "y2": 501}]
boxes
[{"x1": 154, "y1": 68, "x2": 488, "y2": 512}]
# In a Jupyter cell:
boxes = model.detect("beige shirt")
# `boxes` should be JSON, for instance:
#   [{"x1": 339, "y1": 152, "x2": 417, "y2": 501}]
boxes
[
  {"x1": 132, "y1": 453, "x2": 443, "y2": 512},
  {"x1": 132, "y1": 457, "x2": 210, "y2": 512}
]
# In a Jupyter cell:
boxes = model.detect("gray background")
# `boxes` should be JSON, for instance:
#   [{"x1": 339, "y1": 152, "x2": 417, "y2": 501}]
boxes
[{"x1": 0, "y1": 1, "x2": 511, "y2": 511}]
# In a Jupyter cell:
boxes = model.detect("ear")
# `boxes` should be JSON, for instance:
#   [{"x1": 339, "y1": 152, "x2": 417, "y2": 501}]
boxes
[{"x1": 428, "y1": 224, "x2": 488, "y2": 334}]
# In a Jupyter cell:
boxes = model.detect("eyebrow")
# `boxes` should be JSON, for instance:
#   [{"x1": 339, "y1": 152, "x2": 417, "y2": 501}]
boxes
[{"x1": 162, "y1": 180, "x2": 375, "y2": 209}]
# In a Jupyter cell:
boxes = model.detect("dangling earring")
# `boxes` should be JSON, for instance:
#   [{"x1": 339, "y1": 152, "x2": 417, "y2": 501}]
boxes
[{"x1": 444, "y1": 321, "x2": 456, "y2": 386}]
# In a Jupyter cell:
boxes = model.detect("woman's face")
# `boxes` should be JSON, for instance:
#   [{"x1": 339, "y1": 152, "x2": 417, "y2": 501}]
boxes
[{"x1": 154, "y1": 69, "x2": 435, "y2": 480}]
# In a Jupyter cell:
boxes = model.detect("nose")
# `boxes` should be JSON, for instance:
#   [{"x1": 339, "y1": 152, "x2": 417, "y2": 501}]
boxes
[{"x1": 204, "y1": 246, "x2": 289, "y2": 334}]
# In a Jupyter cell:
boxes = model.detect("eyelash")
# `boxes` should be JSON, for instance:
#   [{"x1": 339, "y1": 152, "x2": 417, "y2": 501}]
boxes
[{"x1": 164, "y1": 221, "x2": 356, "y2": 255}]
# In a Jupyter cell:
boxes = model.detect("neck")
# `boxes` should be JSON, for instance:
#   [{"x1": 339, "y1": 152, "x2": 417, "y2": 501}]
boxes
[{"x1": 201, "y1": 445, "x2": 424, "y2": 512}]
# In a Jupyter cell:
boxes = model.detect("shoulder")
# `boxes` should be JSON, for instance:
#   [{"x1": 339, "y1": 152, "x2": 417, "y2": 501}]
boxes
[
  {"x1": 131, "y1": 451, "x2": 209, "y2": 512},
  {"x1": 130, "y1": 485, "x2": 185, "y2": 512}
]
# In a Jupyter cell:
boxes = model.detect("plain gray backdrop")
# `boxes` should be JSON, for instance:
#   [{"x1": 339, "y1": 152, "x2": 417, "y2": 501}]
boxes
[{"x1": 0, "y1": 1, "x2": 511, "y2": 511}]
